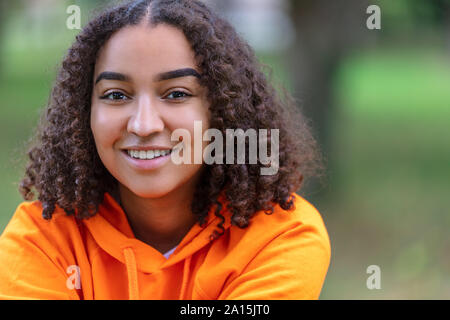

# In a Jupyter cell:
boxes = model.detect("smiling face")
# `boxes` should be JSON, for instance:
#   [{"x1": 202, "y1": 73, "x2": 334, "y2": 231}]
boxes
[{"x1": 90, "y1": 23, "x2": 210, "y2": 199}]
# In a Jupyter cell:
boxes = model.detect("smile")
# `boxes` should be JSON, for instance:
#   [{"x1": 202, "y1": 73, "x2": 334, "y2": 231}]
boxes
[{"x1": 126, "y1": 149, "x2": 172, "y2": 160}]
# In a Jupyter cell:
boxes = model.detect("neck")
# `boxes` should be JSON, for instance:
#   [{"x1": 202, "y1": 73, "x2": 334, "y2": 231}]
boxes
[{"x1": 118, "y1": 177, "x2": 200, "y2": 254}]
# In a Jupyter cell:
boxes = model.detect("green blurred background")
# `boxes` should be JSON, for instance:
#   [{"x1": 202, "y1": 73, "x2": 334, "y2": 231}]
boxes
[{"x1": 0, "y1": 0, "x2": 449, "y2": 299}]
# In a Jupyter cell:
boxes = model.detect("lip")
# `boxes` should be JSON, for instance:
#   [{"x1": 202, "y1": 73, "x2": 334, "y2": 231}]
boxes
[
  {"x1": 121, "y1": 149, "x2": 172, "y2": 170},
  {"x1": 121, "y1": 145, "x2": 173, "y2": 151}
]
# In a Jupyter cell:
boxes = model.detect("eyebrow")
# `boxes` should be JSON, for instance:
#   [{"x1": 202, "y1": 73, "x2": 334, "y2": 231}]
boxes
[
  {"x1": 94, "y1": 68, "x2": 201, "y2": 85},
  {"x1": 156, "y1": 68, "x2": 201, "y2": 81}
]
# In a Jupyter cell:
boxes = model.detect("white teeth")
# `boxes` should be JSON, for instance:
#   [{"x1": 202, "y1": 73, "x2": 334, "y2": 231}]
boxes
[{"x1": 127, "y1": 149, "x2": 171, "y2": 160}]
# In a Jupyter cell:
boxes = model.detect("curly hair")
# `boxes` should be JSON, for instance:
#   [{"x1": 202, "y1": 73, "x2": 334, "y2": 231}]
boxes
[{"x1": 19, "y1": 0, "x2": 324, "y2": 240}]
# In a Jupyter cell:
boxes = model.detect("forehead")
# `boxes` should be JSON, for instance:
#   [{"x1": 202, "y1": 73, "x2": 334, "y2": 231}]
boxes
[{"x1": 94, "y1": 23, "x2": 197, "y2": 78}]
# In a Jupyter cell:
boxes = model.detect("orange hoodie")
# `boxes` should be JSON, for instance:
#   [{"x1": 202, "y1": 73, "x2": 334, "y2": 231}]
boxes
[{"x1": 0, "y1": 192, "x2": 331, "y2": 300}]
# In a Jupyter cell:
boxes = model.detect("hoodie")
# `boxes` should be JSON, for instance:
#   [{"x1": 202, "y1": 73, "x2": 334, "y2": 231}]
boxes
[{"x1": 0, "y1": 192, "x2": 331, "y2": 300}]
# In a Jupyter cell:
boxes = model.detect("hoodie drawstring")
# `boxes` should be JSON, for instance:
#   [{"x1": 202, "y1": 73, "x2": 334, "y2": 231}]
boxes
[
  {"x1": 123, "y1": 246, "x2": 192, "y2": 300},
  {"x1": 179, "y1": 255, "x2": 192, "y2": 300},
  {"x1": 123, "y1": 247, "x2": 139, "y2": 300}
]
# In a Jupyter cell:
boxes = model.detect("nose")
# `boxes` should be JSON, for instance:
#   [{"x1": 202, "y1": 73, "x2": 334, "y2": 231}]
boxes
[{"x1": 127, "y1": 94, "x2": 164, "y2": 137}]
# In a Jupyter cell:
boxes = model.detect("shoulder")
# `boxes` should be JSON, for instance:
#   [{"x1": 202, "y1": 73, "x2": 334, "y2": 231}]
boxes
[
  {"x1": 229, "y1": 193, "x2": 331, "y2": 253},
  {"x1": 0, "y1": 201, "x2": 81, "y2": 299},
  {"x1": 0, "y1": 200, "x2": 83, "y2": 270},
  {"x1": 1, "y1": 200, "x2": 79, "y2": 240},
  {"x1": 221, "y1": 192, "x2": 332, "y2": 275},
  {"x1": 266, "y1": 193, "x2": 328, "y2": 231},
  {"x1": 210, "y1": 193, "x2": 332, "y2": 299}
]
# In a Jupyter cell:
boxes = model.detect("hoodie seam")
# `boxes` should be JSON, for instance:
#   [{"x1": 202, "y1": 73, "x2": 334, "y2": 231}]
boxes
[
  {"x1": 83, "y1": 245, "x2": 103, "y2": 300},
  {"x1": 88, "y1": 243, "x2": 104, "y2": 265}
]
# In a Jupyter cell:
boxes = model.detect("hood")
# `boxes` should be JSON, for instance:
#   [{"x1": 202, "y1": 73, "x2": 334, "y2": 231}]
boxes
[{"x1": 82, "y1": 193, "x2": 231, "y2": 299}]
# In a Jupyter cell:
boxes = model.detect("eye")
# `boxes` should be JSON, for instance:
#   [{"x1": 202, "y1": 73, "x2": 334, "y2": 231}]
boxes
[
  {"x1": 165, "y1": 90, "x2": 192, "y2": 100},
  {"x1": 100, "y1": 91, "x2": 129, "y2": 101}
]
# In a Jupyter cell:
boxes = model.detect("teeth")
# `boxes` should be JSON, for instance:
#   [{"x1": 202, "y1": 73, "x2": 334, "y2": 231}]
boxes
[{"x1": 127, "y1": 149, "x2": 171, "y2": 160}]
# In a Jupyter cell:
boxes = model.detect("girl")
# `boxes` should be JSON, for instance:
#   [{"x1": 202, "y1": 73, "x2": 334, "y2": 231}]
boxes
[{"x1": 0, "y1": 0, "x2": 330, "y2": 299}]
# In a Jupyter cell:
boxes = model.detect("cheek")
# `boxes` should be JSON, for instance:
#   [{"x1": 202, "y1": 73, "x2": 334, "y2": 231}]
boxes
[
  {"x1": 165, "y1": 105, "x2": 210, "y2": 162},
  {"x1": 91, "y1": 106, "x2": 120, "y2": 145},
  {"x1": 165, "y1": 102, "x2": 211, "y2": 136},
  {"x1": 90, "y1": 106, "x2": 129, "y2": 191}
]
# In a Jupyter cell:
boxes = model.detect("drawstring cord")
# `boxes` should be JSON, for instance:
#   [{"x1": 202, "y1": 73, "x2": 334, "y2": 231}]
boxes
[
  {"x1": 123, "y1": 247, "x2": 139, "y2": 300},
  {"x1": 123, "y1": 247, "x2": 192, "y2": 300},
  {"x1": 179, "y1": 255, "x2": 192, "y2": 300}
]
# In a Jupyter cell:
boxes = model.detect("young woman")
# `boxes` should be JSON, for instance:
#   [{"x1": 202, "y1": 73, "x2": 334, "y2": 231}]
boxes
[{"x1": 0, "y1": 0, "x2": 330, "y2": 300}]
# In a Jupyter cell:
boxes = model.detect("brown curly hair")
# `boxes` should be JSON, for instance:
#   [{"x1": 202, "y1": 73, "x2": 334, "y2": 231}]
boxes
[{"x1": 19, "y1": 0, "x2": 324, "y2": 240}]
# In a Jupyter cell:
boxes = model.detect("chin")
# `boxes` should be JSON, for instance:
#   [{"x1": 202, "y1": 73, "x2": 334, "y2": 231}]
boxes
[
  {"x1": 126, "y1": 182, "x2": 178, "y2": 199},
  {"x1": 116, "y1": 166, "x2": 203, "y2": 200}
]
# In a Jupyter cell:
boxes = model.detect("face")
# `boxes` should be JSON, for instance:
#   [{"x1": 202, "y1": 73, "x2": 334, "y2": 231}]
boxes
[{"x1": 90, "y1": 23, "x2": 210, "y2": 199}]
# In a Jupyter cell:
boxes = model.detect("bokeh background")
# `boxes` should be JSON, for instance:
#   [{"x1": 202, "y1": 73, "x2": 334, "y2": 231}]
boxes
[{"x1": 0, "y1": 0, "x2": 449, "y2": 299}]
